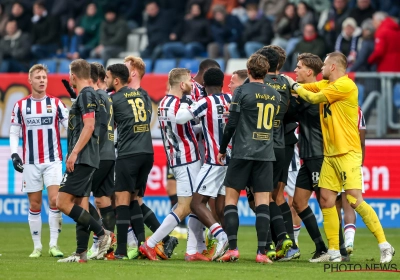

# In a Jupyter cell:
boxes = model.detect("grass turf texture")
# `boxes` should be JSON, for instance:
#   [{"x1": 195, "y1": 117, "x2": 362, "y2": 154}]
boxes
[{"x1": 0, "y1": 224, "x2": 399, "y2": 279}]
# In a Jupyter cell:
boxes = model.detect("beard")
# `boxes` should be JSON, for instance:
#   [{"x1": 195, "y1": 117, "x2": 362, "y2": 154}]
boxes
[{"x1": 182, "y1": 83, "x2": 192, "y2": 95}]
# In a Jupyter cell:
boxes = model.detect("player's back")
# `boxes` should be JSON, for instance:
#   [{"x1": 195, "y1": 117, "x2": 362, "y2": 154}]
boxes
[
  {"x1": 230, "y1": 82, "x2": 280, "y2": 161},
  {"x1": 96, "y1": 89, "x2": 115, "y2": 161},
  {"x1": 158, "y1": 95, "x2": 200, "y2": 167},
  {"x1": 111, "y1": 86, "x2": 153, "y2": 158},
  {"x1": 264, "y1": 74, "x2": 291, "y2": 149}
]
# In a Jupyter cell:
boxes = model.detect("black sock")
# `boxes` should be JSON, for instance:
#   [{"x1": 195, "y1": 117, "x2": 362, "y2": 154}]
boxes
[
  {"x1": 115, "y1": 205, "x2": 130, "y2": 255},
  {"x1": 169, "y1": 195, "x2": 178, "y2": 207},
  {"x1": 100, "y1": 206, "x2": 116, "y2": 232},
  {"x1": 279, "y1": 202, "x2": 297, "y2": 249},
  {"x1": 266, "y1": 227, "x2": 274, "y2": 251},
  {"x1": 129, "y1": 200, "x2": 145, "y2": 244},
  {"x1": 141, "y1": 203, "x2": 161, "y2": 233},
  {"x1": 270, "y1": 223, "x2": 277, "y2": 244},
  {"x1": 179, "y1": 218, "x2": 186, "y2": 227},
  {"x1": 339, "y1": 222, "x2": 347, "y2": 256},
  {"x1": 76, "y1": 223, "x2": 90, "y2": 254},
  {"x1": 298, "y1": 206, "x2": 327, "y2": 252},
  {"x1": 255, "y1": 204, "x2": 270, "y2": 255},
  {"x1": 269, "y1": 202, "x2": 287, "y2": 241},
  {"x1": 88, "y1": 203, "x2": 102, "y2": 225},
  {"x1": 224, "y1": 205, "x2": 239, "y2": 250},
  {"x1": 69, "y1": 205, "x2": 104, "y2": 236}
]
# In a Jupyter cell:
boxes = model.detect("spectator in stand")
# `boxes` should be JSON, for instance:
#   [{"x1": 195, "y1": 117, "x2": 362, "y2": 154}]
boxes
[
  {"x1": 349, "y1": 18, "x2": 375, "y2": 72},
  {"x1": 348, "y1": 0, "x2": 375, "y2": 26},
  {"x1": 9, "y1": 1, "x2": 31, "y2": 33},
  {"x1": 228, "y1": 3, "x2": 273, "y2": 58},
  {"x1": 271, "y1": 3, "x2": 299, "y2": 50},
  {"x1": 141, "y1": 0, "x2": 174, "y2": 61},
  {"x1": 297, "y1": 1, "x2": 316, "y2": 33},
  {"x1": 368, "y1": 12, "x2": 400, "y2": 72},
  {"x1": 161, "y1": 2, "x2": 211, "y2": 59},
  {"x1": 0, "y1": 20, "x2": 30, "y2": 72},
  {"x1": 158, "y1": 0, "x2": 187, "y2": 20},
  {"x1": 231, "y1": 0, "x2": 248, "y2": 24},
  {"x1": 374, "y1": 0, "x2": 400, "y2": 18},
  {"x1": 90, "y1": 6, "x2": 129, "y2": 63},
  {"x1": 207, "y1": 0, "x2": 239, "y2": 18},
  {"x1": 289, "y1": 0, "x2": 331, "y2": 14},
  {"x1": 207, "y1": 5, "x2": 243, "y2": 60},
  {"x1": 50, "y1": 0, "x2": 89, "y2": 32},
  {"x1": 318, "y1": 0, "x2": 351, "y2": 51},
  {"x1": 60, "y1": 17, "x2": 79, "y2": 59},
  {"x1": 186, "y1": 0, "x2": 212, "y2": 16},
  {"x1": 0, "y1": 3, "x2": 9, "y2": 37},
  {"x1": 334, "y1": 17, "x2": 361, "y2": 68},
  {"x1": 75, "y1": 2, "x2": 102, "y2": 59},
  {"x1": 117, "y1": 0, "x2": 144, "y2": 29},
  {"x1": 259, "y1": 0, "x2": 288, "y2": 22},
  {"x1": 30, "y1": 0, "x2": 60, "y2": 59}
]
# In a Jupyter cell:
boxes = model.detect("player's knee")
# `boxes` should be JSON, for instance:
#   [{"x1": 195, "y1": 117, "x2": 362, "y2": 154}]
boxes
[
  {"x1": 48, "y1": 196, "x2": 57, "y2": 209},
  {"x1": 29, "y1": 201, "x2": 41, "y2": 211}
]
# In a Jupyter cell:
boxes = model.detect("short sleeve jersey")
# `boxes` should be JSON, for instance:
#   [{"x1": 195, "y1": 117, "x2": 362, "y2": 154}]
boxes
[
  {"x1": 111, "y1": 86, "x2": 154, "y2": 158},
  {"x1": 67, "y1": 86, "x2": 100, "y2": 168},
  {"x1": 96, "y1": 89, "x2": 115, "y2": 161},
  {"x1": 298, "y1": 75, "x2": 361, "y2": 156},
  {"x1": 229, "y1": 82, "x2": 281, "y2": 161}
]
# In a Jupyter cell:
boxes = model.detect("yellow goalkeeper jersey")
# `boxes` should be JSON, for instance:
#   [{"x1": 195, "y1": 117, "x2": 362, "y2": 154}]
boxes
[{"x1": 298, "y1": 75, "x2": 361, "y2": 156}]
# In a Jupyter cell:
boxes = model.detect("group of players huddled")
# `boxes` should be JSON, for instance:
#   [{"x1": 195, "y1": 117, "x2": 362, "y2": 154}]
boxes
[{"x1": 10, "y1": 44, "x2": 395, "y2": 264}]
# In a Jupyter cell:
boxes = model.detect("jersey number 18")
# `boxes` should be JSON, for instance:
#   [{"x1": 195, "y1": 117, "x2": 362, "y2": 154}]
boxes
[{"x1": 128, "y1": 98, "x2": 147, "y2": 122}]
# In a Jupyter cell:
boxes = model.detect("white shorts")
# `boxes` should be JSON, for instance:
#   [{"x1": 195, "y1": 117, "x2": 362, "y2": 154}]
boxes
[
  {"x1": 284, "y1": 170, "x2": 298, "y2": 197},
  {"x1": 172, "y1": 160, "x2": 201, "y2": 197},
  {"x1": 22, "y1": 161, "x2": 63, "y2": 193},
  {"x1": 195, "y1": 164, "x2": 227, "y2": 197}
]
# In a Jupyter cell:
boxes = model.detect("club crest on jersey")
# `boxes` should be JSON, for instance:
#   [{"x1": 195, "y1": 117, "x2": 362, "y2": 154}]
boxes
[
  {"x1": 47, "y1": 105, "x2": 52, "y2": 113},
  {"x1": 26, "y1": 107, "x2": 31, "y2": 113}
]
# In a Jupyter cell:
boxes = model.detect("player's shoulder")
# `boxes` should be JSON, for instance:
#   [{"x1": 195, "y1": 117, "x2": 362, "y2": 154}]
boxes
[
  {"x1": 15, "y1": 94, "x2": 31, "y2": 104},
  {"x1": 332, "y1": 75, "x2": 357, "y2": 92}
]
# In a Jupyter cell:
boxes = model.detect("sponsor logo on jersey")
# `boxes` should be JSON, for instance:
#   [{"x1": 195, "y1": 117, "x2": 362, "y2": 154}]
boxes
[
  {"x1": 252, "y1": 132, "x2": 270, "y2": 140},
  {"x1": 124, "y1": 91, "x2": 141, "y2": 98},
  {"x1": 26, "y1": 117, "x2": 53, "y2": 126},
  {"x1": 255, "y1": 93, "x2": 276, "y2": 100},
  {"x1": 134, "y1": 124, "x2": 149, "y2": 133}
]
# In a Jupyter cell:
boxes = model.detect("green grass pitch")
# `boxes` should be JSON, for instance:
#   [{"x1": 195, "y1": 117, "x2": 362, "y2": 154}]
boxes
[{"x1": 0, "y1": 224, "x2": 399, "y2": 280}]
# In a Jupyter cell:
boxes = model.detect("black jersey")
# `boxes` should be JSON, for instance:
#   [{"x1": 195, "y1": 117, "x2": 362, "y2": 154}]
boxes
[
  {"x1": 111, "y1": 86, "x2": 153, "y2": 158},
  {"x1": 263, "y1": 74, "x2": 290, "y2": 149},
  {"x1": 290, "y1": 96, "x2": 323, "y2": 159},
  {"x1": 229, "y1": 82, "x2": 280, "y2": 161},
  {"x1": 67, "y1": 86, "x2": 100, "y2": 168},
  {"x1": 96, "y1": 89, "x2": 115, "y2": 161}
]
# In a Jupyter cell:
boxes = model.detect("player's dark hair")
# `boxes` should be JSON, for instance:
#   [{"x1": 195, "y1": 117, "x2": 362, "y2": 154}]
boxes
[
  {"x1": 232, "y1": 69, "x2": 248, "y2": 81},
  {"x1": 326, "y1": 51, "x2": 348, "y2": 70},
  {"x1": 145, "y1": 0, "x2": 158, "y2": 7},
  {"x1": 247, "y1": 54, "x2": 269, "y2": 80},
  {"x1": 33, "y1": 0, "x2": 46, "y2": 9},
  {"x1": 267, "y1": 45, "x2": 286, "y2": 71},
  {"x1": 199, "y1": 59, "x2": 221, "y2": 73},
  {"x1": 70, "y1": 59, "x2": 90, "y2": 79},
  {"x1": 297, "y1": 53, "x2": 323, "y2": 76},
  {"x1": 203, "y1": 68, "x2": 224, "y2": 87},
  {"x1": 92, "y1": 62, "x2": 106, "y2": 81},
  {"x1": 90, "y1": 63, "x2": 99, "y2": 84},
  {"x1": 107, "y1": 63, "x2": 129, "y2": 84},
  {"x1": 256, "y1": 47, "x2": 279, "y2": 72}
]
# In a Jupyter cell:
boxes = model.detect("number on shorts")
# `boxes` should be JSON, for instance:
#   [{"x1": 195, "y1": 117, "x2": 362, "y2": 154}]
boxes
[{"x1": 311, "y1": 172, "x2": 320, "y2": 184}]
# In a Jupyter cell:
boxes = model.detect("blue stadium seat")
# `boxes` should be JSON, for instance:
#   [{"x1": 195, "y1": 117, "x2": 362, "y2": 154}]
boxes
[
  {"x1": 143, "y1": 59, "x2": 152, "y2": 74},
  {"x1": 58, "y1": 59, "x2": 72, "y2": 74},
  {"x1": 393, "y1": 83, "x2": 400, "y2": 108},
  {"x1": 153, "y1": 59, "x2": 176, "y2": 74},
  {"x1": 178, "y1": 59, "x2": 200, "y2": 74},
  {"x1": 215, "y1": 58, "x2": 225, "y2": 72},
  {"x1": 356, "y1": 83, "x2": 365, "y2": 106},
  {"x1": 86, "y1": 58, "x2": 105, "y2": 66},
  {"x1": 37, "y1": 59, "x2": 57, "y2": 73}
]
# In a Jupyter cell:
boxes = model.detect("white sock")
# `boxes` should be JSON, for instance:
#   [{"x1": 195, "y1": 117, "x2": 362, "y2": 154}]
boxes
[
  {"x1": 147, "y1": 212, "x2": 180, "y2": 248},
  {"x1": 127, "y1": 226, "x2": 138, "y2": 247},
  {"x1": 48, "y1": 208, "x2": 62, "y2": 248},
  {"x1": 29, "y1": 209, "x2": 42, "y2": 250},
  {"x1": 192, "y1": 216, "x2": 206, "y2": 253},
  {"x1": 90, "y1": 234, "x2": 99, "y2": 250},
  {"x1": 344, "y1": 223, "x2": 356, "y2": 246},
  {"x1": 293, "y1": 225, "x2": 301, "y2": 245},
  {"x1": 207, "y1": 227, "x2": 213, "y2": 240},
  {"x1": 378, "y1": 241, "x2": 391, "y2": 250},
  {"x1": 209, "y1": 223, "x2": 226, "y2": 242},
  {"x1": 187, "y1": 214, "x2": 204, "y2": 254}
]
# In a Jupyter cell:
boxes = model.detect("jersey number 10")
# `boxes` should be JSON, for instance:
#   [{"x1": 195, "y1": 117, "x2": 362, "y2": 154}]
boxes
[
  {"x1": 128, "y1": 98, "x2": 147, "y2": 123},
  {"x1": 256, "y1": 103, "x2": 275, "y2": 129}
]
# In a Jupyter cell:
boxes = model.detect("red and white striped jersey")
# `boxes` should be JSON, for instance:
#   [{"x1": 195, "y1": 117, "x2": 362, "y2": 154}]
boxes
[
  {"x1": 10, "y1": 94, "x2": 69, "y2": 164},
  {"x1": 191, "y1": 93, "x2": 232, "y2": 165},
  {"x1": 358, "y1": 106, "x2": 366, "y2": 130},
  {"x1": 190, "y1": 78, "x2": 205, "y2": 102},
  {"x1": 158, "y1": 95, "x2": 200, "y2": 167}
]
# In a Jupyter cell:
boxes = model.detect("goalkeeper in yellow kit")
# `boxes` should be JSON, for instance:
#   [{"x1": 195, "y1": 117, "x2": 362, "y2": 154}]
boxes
[{"x1": 284, "y1": 52, "x2": 395, "y2": 263}]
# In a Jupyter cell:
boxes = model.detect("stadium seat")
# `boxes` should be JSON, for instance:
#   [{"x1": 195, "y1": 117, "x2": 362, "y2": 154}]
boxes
[
  {"x1": 225, "y1": 59, "x2": 247, "y2": 74},
  {"x1": 86, "y1": 58, "x2": 105, "y2": 65},
  {"x1": 37, "y1": 59, "x2": 57, "y2": 73},
  {"x1": 143, "y1": 59, "x2": 152, "y2": 74},
  {"x1": 215, "y1": 58, "x2": 225, "y2": 72},
  {"x1": 58, "y1": 59, "x2": 71, "y2": 74},
  {"x1": 178, "y1": 59, "x2": 200, "y2": 74},
  {"x1": 106, "y1": 58, "x2": 123, "y2": 67},
  {"x1": 153, "y1": 59, "x2": 176, "y2": 74},
  {"x1": 394, "y1": 83, "x2": 400, "y2": 108},
  {"x1": 127, "y1": 33, "x2": 140, "y2": 53}
]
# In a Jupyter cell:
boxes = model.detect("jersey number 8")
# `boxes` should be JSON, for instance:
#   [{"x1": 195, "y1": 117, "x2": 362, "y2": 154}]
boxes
[
  {"x1": 256, "y1": 103, "x2": 275, "y2": 130},
  {"x1": 128, "y1": 98, "x2": 147, "y2": 122}
]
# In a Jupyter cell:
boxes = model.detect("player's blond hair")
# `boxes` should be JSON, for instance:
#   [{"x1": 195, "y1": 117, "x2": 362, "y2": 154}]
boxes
[
  {"x1": 232, "y1": 69, "x2": 248, "y2": 81},
  {"x1": 326, "y1": 52, "x2": 348, "y2": 71},
  {"x1": 124, "y1": 55, "x2": 146, "y2": 79},
  {"x1": 168, "y1": 68, "x2": 191, "y2": 88},
  {"x1": 297, "y1": 53, "x2": 323, "y2": 76},
  {"x1": 247, "y1": 54, "x2": 269, "y2": 80},
  {"x1": 29, "y1": 64, "x2": 48, "y2": 76},
  {"x1": 70, "y1": 59, "x2": 91, "y2": 79}
]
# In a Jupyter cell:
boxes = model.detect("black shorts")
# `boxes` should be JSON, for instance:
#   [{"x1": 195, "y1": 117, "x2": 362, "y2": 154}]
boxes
[
  {"x1": 90, "y1": 160, "x2": 115, "y2": 197},
  {"x1": 280, "y1": 144, "x2": 295, "y2": 184},
  {"x1": 166, "y1": 162, "x2": 175, "y2": 180},
  {"x1": 273, "y1": 148, "x2": 285, "y2": 189},
  {"x1": 224, "y1": 158, "x2": 273, "y2": 193},
  {"x1": 59, "y1": 164, "x2": 96, "y2": 197},
  {"x1": 296, "y1": 157, "x2": 323, "y2": 191},
  {"x1": 115, "y1": 154, "x2": 154, "y2": 195}
]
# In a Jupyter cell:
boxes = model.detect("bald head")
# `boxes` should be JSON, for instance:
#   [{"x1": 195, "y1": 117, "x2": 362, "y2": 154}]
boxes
[{"x1": 321, "y1": 52, "x2": 347, "y2": 80}]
